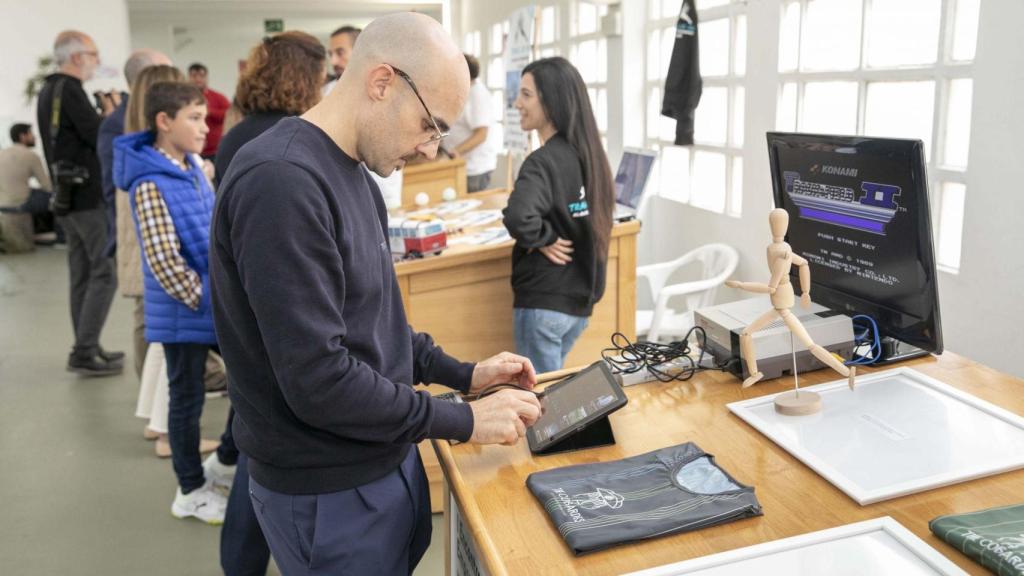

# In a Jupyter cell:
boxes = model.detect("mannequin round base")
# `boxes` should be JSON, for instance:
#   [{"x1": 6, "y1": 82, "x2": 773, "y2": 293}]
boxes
[{"x1": 774, "y1": 390, "x2": 822, "y2": 416}]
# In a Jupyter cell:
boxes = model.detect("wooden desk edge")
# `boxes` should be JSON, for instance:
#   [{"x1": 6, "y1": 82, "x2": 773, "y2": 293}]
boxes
[
  {"x1": 394, "y1": 219, "x2": 641, "y2": 277},
  {"x1": 433, "y1": 438, "x2": 510, "y2": 576}
]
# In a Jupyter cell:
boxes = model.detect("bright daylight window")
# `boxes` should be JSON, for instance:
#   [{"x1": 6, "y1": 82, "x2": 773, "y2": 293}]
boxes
[
  {"x1": 645, "y1": 0, "x2": 747, "y2": 217},
  {"x1": 776, "y1": 0, "x2": 980, "y2": 272}
]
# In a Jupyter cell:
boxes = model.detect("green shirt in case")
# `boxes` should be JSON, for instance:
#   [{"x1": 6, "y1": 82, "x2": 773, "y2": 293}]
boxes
[{"x1": 930, "y1": 503, "x2": 1024, "y2": 575}]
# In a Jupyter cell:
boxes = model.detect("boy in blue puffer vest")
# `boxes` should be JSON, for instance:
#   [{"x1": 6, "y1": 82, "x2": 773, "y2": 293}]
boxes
[{"x1": 113, "y1": 81, "x2": 235, "y2": 525}]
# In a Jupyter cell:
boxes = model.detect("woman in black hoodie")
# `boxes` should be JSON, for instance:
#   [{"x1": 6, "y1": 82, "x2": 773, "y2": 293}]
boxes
[{"x1": 502, "y1": 57, "x2": 614, "y2": 374}]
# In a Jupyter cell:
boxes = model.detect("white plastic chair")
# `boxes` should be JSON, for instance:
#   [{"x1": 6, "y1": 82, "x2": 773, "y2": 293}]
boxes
[{"x1": 636, "y1": 243, "x2": 739, "y2": 342}]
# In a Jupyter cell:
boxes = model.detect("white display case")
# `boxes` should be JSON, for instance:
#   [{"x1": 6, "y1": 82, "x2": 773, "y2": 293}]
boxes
[
  {"x1": 625, "y1": 517, "x2": 967, "y2": 576},
  {"x1": 727, "y1": 367, "x2": 1024, "y2": 505}
]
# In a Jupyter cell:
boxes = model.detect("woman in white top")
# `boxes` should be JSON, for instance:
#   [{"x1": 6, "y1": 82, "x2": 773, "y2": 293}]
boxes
[{"x1": 447, "y1": 54, "x2": 497, "y2": 192}]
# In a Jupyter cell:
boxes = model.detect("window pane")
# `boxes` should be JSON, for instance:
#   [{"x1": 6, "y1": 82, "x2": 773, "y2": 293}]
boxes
[
  {"x1": 937, "y1": 182, "x2": 966, "y2": 270},
  {"x1": 691, "y1": 151, "x2": 727, "y2": 213},
  {"x1": 695, "y1": 86, "x2": 728, "y2": 145},
  {"x1": 866, "y1": 0, "x2": 940, "y2": 67},
  {"x1": 541, "y1": 6, "x2": 557, "y2": 45},
  {"x1": 730, "y1": 156, "x2": 743, "y2": 216},
  {"x1": 597, "y1": 39, "x2": 608, "y2": 83},
  {"x1": 660, "y1": 146, "x2": 691, "y2": 203},
  {"x1": 779, "y1": 1, "x2": 801, "y2": 72},
  {"x1": 732, "y1": 87, "x2": 745, "y2": 147},
  {"x1": 865, "y1": 81, "x2": 935, "y2": 158},
  {"x1": 700, "y1": 18, "x2": 730, "y2": 77},
  {"x1": 734, "y1": 15, "x2": 747, "y2": 76},
  {"x1": 661, "y1": 26, "x2": 675, "y2": 81},
  {"x1": 648, "y1": 87, "x2": 662, "y2": 140},
  {"x1": 660, "y1": 112, "x2": 677, "y2": 142},
  {"x1": 801, "y1": 0, "x2": 863, "y2": 71},
  {"x1": 487, "y1": 57, "x2": 505, "y2": 90},
  {"x1": 944, "y1": 79, "x2": 973, "y2": 169},
  {"x1": 647, "y1": 29, "x2": 661, "y2": 81},
  {"x1": 578, "y1": 2, "x2": 599, "y2": 35},
  {"x1": 491, "y1": 23, "x2": 504, "y2": 55},
  {"x1": 703, "y1": 0, "x2": 730, "y2": 8},
  {"x1": 575, "y1": 40, "x2": 598, "y2": 83},
  {"x1": 802, "y1": 81, "x2": 858, "y2": 135},
  {"x1": 777, "y1": 82, "x2": 798, "y2": 131},
  {"x1": 952, "y1": 0, "x2": 980, "y2": 61},
  {"x1": 650, "y1": 0, "x2": 661, "y2": 20},
  {"x1": 540, "y1": 47, "x2": 557, "y2": 58},
  {"x1": 463, "y1": 33, "x2": 473, "y2": 54},
  {"x1": 662, "y1": 0, "x2": 681, "y2": 20}
]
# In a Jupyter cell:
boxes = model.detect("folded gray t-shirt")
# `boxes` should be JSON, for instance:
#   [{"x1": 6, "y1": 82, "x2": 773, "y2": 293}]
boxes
[{"x1": 527, "y1": 442, "x2": 763, "y2": 555}]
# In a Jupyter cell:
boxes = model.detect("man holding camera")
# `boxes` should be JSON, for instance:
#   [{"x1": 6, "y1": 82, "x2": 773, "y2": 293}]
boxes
[{"x1": 36, "y1": 30, "x2": 123, "y2": 377}]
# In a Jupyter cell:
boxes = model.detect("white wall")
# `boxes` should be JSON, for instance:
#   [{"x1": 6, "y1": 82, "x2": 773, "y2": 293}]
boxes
[
  {"x1": 0, "y1": 0, "x2": 131, "y2": 147},
  {"x1": 454, "y1": 0, "x2": 1024, "y2": 377},
  {"x1": 129, "y1": 5, "x2": 441, "y2": 102},
  {"x1": 935, "y1": 0, "x2": 1024, "y2": 377}
]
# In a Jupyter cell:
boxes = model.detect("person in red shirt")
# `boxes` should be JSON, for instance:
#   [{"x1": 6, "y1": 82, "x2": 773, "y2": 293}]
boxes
[{"x1": 188, "y1": 62, "x2": 231, "y2": 159}]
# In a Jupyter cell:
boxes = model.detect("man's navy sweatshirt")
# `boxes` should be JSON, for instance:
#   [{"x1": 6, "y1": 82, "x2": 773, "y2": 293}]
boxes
[{"x1": 211, "y1": 117, "x2": 475, "y2": 495}]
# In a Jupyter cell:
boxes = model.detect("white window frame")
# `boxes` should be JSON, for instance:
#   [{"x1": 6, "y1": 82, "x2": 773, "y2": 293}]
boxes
[
  {"x1": 644, "y1": 0, "x2": 747, "y2": 218},
  {"x1": 570, "y1": 1, "x2": 610, "y2": 144},
  {"x1": 777, "y1": 0, "x2": 974, "y2": 273}
]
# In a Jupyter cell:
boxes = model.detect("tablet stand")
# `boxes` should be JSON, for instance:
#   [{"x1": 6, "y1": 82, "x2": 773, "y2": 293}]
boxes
[{"x1": 533, "y1": 416, "x2": 616, "y2": 455}]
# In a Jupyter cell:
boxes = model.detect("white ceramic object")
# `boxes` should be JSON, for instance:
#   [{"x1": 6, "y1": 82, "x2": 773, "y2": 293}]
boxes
[
  {"x1": 442, "y1": 187, "x2": 457, "y2": 202},
  {"x1": 728, "y1": 366, "x2": 1024, "y2": 505},
  {"x1": 414, "y1": 192, "x2": 430, "y2": 207},
  {"x1": 625, "y1": 517, "x2": 967, "y2": 576}
]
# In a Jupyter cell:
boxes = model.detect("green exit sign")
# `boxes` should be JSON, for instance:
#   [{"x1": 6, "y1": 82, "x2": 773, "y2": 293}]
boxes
[{"x1": 264, "y1": 19, "x2": 284, "y2": 34}]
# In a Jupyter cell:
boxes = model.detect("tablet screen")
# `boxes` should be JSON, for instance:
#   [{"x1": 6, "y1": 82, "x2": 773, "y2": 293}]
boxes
[{"x1": 529, "y1": 362, "x2": 627, "y2": 449}]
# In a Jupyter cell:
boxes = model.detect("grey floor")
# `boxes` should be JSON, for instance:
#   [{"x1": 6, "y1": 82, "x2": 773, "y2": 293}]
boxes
[{"x1": 0, "y1": 247, "x2": 444, "y2": 575}]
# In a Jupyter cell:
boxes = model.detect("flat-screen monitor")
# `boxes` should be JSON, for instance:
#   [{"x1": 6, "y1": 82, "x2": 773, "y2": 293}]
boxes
[
  {"x1": 767, "y1": 132, "x2": 943, "y2": 363},
  {"x1": 614, "y1": 148, "x2": 657, "y2": 209}
]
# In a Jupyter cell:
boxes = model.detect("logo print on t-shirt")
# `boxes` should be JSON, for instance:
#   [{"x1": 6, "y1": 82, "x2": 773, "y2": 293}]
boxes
[
  {"x1": 568, "y1": 186, "x2": 590, "y2": 218},
  {"x1": 573, "y1": 487, "x2": 624, "y2": 510}
]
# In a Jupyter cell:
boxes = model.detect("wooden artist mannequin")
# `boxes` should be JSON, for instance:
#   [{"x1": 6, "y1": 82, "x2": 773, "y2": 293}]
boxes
[{"x1": 726, "y1": 209, "x2": 855, "y2": 413}]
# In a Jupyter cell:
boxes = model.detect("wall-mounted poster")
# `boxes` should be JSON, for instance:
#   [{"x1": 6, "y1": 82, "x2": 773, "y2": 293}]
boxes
[{"x1": 503, "y1": 5, "x2": 535, "y2": 153}]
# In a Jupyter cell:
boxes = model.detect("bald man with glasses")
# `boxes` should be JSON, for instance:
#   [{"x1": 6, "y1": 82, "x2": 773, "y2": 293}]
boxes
[{"x1": 211, "y1": 13, "x2": 542, "y2": 575}]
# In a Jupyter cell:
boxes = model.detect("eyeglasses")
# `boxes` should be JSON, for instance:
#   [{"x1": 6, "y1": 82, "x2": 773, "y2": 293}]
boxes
[
  {"x1": 386, "y1": 64, "x2": 449, "y2": 144},
  {"x1": 75, "y1": 50, "x2": 99, "y2": 59}
]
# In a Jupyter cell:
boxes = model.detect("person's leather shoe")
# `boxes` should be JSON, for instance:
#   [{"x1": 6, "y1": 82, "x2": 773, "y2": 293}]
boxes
[
  {"x1": 66, "y1": 353, "x2": 123, "y2": 377},
  {"x1": 98, "y1": 347, "x2": 125, "y2": 365}
]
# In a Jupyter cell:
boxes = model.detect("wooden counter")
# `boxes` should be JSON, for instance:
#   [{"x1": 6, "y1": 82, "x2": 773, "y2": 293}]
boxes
[
  {"x1": 432, "y1": 352, "x2": 1024, "y2": 575},
  {"x1": 395, "y1": 191, "x2": 638, "y2": 367},
  {"x1": 401, "y1": 190, "x2": 639, "y2": 513},
  {"x1": 401, "y1": 157, "x2": 467, "y2": 207}
]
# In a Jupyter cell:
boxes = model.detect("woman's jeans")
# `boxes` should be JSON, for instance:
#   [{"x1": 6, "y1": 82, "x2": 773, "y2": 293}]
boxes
[{"x1": 513, "y1": 308, "x2": 589, "y2": 374}]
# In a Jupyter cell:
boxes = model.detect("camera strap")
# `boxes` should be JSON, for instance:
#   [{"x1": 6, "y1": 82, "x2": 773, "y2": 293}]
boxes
[{"x1": 49, "y1": 77, "x2": 66, "y2": 160}]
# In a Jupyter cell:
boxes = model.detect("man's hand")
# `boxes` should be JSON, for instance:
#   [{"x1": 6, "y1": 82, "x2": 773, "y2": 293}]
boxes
[
  {"x1": 470, "y1": 351, "x2": 537, "y2": 395},
  {"x1": 469, "y1": 389, "x2": 542, "y2": 445},
  {"x1": 538, "y1": 237, "x2": 573, "y2": 265}
]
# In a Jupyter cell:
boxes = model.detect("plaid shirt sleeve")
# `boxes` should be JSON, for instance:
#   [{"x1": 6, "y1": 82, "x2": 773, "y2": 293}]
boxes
[{"x1": 133, "y1": 181, "x2": 202, "y2": 310}]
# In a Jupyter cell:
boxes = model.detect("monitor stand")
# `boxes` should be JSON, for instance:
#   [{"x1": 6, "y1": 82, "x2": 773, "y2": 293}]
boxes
[
  {"x1": 874, "y1": 337, "x2": 931, "y2": 365},
  {"x1": 533, "y1": 417, "x2": 616, "y2": 456}
]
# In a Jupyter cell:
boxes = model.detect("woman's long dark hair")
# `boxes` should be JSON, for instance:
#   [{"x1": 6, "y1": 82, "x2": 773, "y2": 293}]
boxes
[{"x1": 522, "y1": 57, "x2": 614, "y2": 261}]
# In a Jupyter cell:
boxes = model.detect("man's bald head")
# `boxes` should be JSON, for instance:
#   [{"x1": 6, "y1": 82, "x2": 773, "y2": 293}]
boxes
[
  {"x1": 124, "y1": 49, "x2": 172, "y2": 86},
  {"x1": 306, "y1": 12, "x2": 471, "y2": 178},
  {"x1": 53, "y1": 30, "x2": 100, "y2": 81},
  {"x1": 347, "y1": 12, "x2": 469, "y2": 125}
]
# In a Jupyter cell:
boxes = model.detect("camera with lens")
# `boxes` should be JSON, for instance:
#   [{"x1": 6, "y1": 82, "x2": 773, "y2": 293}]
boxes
[{"x1": 50, "y1": 160, "x2": 90, "y2": 216}]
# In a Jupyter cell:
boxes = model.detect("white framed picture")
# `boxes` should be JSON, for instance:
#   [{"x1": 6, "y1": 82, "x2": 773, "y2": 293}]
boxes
[
  {"x1": 727, "y1": 367, "x2": 1024, "y2": 505},
  {"x1": 625, "y1": 517, "x2": 967, "y2": 575}
]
